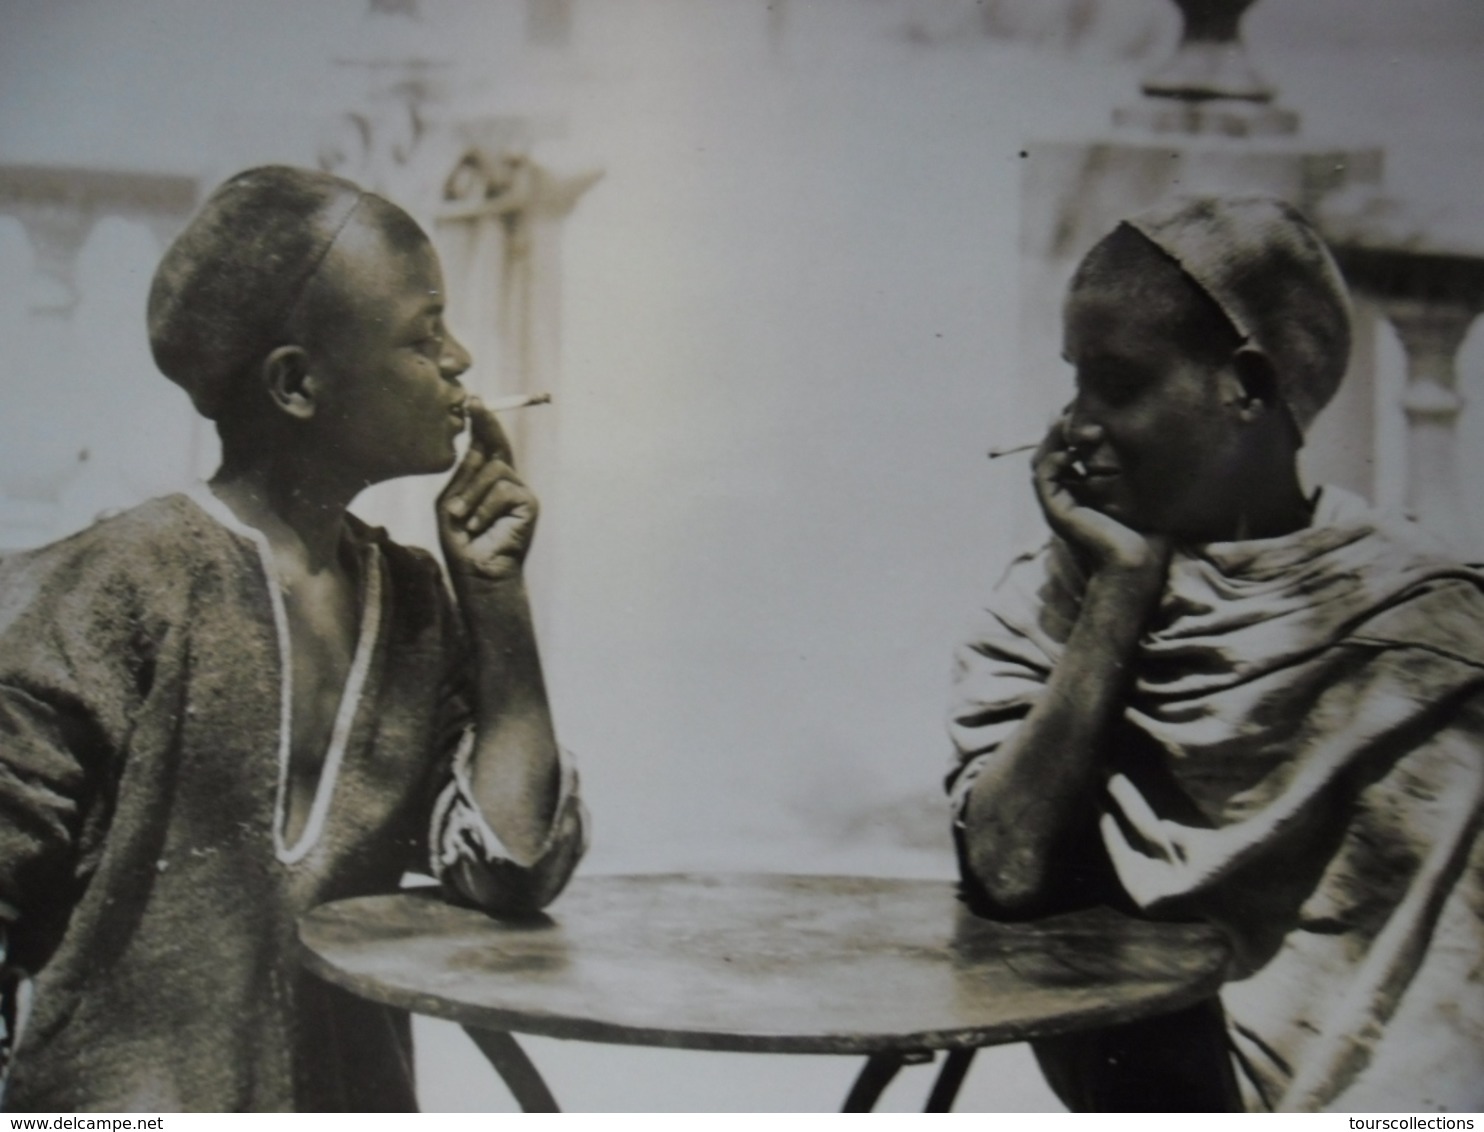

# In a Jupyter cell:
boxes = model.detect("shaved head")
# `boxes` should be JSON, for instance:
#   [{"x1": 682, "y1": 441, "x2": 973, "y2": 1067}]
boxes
[{"x1": 147, "y1": 165, "x2": 430, "y2": 424}]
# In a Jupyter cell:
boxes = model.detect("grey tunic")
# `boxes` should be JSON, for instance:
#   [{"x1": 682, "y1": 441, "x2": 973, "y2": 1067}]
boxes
[{"x1": 0, "y1": 493, "x2": 583, "y2": 1111}]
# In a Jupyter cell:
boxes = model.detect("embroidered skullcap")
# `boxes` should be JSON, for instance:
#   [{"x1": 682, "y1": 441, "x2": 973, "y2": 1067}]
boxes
[
  {"x1": 147, "y1": 165, "x2": 367, "y2": 420},
  {"x1": 1123, "y1": 196, "x2": 1352, "y2": 433}
]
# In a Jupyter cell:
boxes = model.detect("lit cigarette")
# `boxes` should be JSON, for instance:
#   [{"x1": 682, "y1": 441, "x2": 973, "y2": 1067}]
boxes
[
  {"x1": 987, "y1": 441, "x2": 1090, "y2": 479},
  {"x1": 986, "y1": 441, "x2": 1037, "y2": 460},
  {"x1": 485, "y1": 392, "x2": 552, "y2": 412}
]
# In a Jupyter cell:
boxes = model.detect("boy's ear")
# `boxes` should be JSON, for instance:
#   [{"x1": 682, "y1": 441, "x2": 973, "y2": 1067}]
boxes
[
  {"x1": 1230, "y1": 346, "x2": 1281, "y2": 423},
  {"x1": 261, "y1": 345, "x2": 320, "y2": 421}
]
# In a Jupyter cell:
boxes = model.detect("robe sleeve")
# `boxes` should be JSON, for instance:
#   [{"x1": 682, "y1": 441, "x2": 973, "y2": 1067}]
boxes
[
  {"x1": 428, "y1": 731, "x2": 589, "y2": 917},
  {"x1": 946, "y1": 542, "x2": 1069, "y2": 822},
  {"x1": 0, "y1": 531, "x2": 161, "y2": 933},
  {"x1": 416, "y1": 557, "x2": 587, "y2": 918}
]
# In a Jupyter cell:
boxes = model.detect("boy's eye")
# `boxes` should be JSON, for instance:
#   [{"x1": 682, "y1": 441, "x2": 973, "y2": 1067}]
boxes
[{"x1": 1077, "y1": 362, "x2": 1147, "y2": 405}]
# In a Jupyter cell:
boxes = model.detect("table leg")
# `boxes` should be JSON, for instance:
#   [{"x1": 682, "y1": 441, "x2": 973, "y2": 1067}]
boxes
[
  {"x1": 463, "y1": 1026, "x2": 561, "y2": 1112},
  {"x1": 924, "y1": 1049, "x2": 976, "y2": 1112},
  {"x1": 842, "y1": 1053, "x2": 906, "y2": 1111}
]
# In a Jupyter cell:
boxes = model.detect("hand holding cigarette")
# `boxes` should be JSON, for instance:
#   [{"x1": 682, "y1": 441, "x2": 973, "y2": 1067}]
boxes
[
  {"x1": 439, "y1": 397, "x2": 543, "y2": 580},
  {"x1": 989, "y1": 439, "x2": 1088, "y2": 479}
]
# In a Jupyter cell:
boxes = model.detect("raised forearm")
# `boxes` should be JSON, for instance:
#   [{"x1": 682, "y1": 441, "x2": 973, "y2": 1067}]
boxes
[
  {"x1": 961, "y1": 568, "x2": 1154, "y2": 911},
  {"x1": 455, "y1": 572, "x2": 562, "y2": 864}
]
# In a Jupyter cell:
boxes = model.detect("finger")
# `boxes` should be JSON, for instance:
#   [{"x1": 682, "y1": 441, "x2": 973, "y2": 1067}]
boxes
[
  {"x1": 1032, "y1": 448, "x2": 1077, "y2": 507},
  {"x1": 445, "y1": 458, "x2": 516, "y2": 523},
  {"x1": 1032, "y1": 412, "x2": 1071, "y2": 465},
  {"x1": 453, "y1": 460, "x2": 527, "y2": 531},
  {"x1": 1032, "y1": 448, "x2": 1104, "y2": 548},
  {"x1": 440, "y1": 446, "x2": 487, "y2": 517},
  {"x1": 467, "y1": 397, "x2": 515, "y2": 467},
  {"x1": 1031, "y1": 425, "x2": 1064, "y2": 495},
  {"x1": 466, "y1": 470, "x2": 538, "y2": 535}
]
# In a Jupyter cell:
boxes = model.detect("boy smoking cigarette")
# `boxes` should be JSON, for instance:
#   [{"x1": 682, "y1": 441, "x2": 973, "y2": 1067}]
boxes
[
  {"x1": 949, "y1": 197, "x2": 1484, "y2": 1112},
  {"x1": 0, "y1": 167, "x2": 588, "y2": 1111}
]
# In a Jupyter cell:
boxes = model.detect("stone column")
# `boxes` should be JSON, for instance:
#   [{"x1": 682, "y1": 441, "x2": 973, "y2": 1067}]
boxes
[{"x1": 1383, "y1": 298, "x2": 1478, "y2": 549}]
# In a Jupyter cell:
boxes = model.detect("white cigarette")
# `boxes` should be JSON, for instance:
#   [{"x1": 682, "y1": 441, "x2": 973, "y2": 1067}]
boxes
[
  {"x1": 485, "y1": 392, "x2": 552, "y2": 412},
  {"x1": 986, "y1": 441, "x2": 1037, "y2": 460}
]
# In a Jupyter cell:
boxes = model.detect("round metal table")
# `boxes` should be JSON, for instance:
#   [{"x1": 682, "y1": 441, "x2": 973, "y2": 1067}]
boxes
[{"x1": 298, "y1": 873, "x2": 1230, "y2": 1111}]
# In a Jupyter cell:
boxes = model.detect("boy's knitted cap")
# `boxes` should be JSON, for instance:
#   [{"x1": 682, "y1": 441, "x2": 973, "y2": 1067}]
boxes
[
  {"x1": 1124, "y1": 196, "x2": 1352, "y2": 433},
  {"x1": 147, "y1": 165, "x2": 366, "y2": 420}
]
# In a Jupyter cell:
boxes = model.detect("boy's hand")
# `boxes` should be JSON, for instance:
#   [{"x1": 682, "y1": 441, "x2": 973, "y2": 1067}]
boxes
[
  {"x1": 438, "y1": 398, "x2": 538, "y2": 583},
  {"x1": 1031, "y1": 417, "x2": 1170, "y2": 591}
]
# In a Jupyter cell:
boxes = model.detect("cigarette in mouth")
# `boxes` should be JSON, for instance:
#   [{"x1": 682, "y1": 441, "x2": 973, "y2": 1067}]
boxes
[{"x1": 485, "y1": 392, "x2": 553, "y2": 412}]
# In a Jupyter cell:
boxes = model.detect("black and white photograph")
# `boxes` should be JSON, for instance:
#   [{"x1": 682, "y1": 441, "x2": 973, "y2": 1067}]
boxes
[{"x1": 1, "y1": 0, "x2": 1482, "y2": 1114}]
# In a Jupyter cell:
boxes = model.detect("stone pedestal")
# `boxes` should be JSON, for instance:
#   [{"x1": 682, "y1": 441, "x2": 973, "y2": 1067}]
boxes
[{"x1": 1115, "y1": 0, "x2": 1296, "y2": 137}]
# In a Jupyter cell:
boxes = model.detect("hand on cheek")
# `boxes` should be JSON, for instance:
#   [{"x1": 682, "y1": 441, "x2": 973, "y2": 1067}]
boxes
[{"x1": 1031, "y1": 416, "x2": 1169, "y2": 584}]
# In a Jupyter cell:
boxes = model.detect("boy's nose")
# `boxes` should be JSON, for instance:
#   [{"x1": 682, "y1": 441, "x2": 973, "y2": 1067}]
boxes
[
  {"x1": 1061, "y1": 403, "x2": 1104, "y2": 451},
  {"x1": 441, "y1": 331, "x2": 473, "y2": 379}
]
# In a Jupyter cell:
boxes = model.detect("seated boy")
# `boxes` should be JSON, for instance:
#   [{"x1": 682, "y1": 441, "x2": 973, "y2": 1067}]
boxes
[
  {"x1": 949, "y1": 197, "x2": 1484, "y2": 1111},
  {"x1": 0, "y1": 166, "x2": 587, "y2": 1111}
]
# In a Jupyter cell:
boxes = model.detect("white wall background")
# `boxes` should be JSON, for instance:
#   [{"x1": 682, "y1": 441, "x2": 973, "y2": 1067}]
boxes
[{"x1": 2, "y1": 0, "x2": 1482, "y2": 1109}]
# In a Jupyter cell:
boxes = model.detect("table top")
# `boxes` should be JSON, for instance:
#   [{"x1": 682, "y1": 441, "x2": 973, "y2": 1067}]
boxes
[{"x1": 298, "y1": 873, "x2": 1230, "y2": 1056}]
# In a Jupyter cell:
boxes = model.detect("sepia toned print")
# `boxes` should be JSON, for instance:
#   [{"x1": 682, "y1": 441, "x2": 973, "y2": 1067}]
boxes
[{"x1": 1, "y1": 0, "x2": 1482, "y2": 1113}]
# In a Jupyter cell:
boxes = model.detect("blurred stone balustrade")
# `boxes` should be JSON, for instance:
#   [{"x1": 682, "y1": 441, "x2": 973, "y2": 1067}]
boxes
[
  {"x1": 0, "y1": 164, "x2": 197, "y2": 318},
  {"x1": 0, "y1": 165, "x2": 199, "y2": 551},
  {"x1": 1323, "y1": 194, "x2": 1484, "y2": 552}
]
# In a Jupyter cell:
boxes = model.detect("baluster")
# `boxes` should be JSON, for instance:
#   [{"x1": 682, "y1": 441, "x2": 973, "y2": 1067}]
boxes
[{"x1": 1383, "y1": 298, "x2": 1481, "y2": 551}]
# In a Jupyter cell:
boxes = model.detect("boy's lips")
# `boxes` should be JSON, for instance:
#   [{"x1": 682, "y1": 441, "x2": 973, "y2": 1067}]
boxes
[
  {"x1": 1067, "y1": 465, "x2": 1122, "y2": 498},
  {"x1": 1064, "y1": 454, "x2": 1120, "y2": 482}
]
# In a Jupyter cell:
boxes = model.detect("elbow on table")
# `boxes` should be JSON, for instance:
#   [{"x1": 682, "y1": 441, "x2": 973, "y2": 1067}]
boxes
[
  {"x1": 963, "y1": 836, "x2": 1061, "y2": 920},
  {"x1": 444, "y1": 802, "x2": 587, "y2": 919}
]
